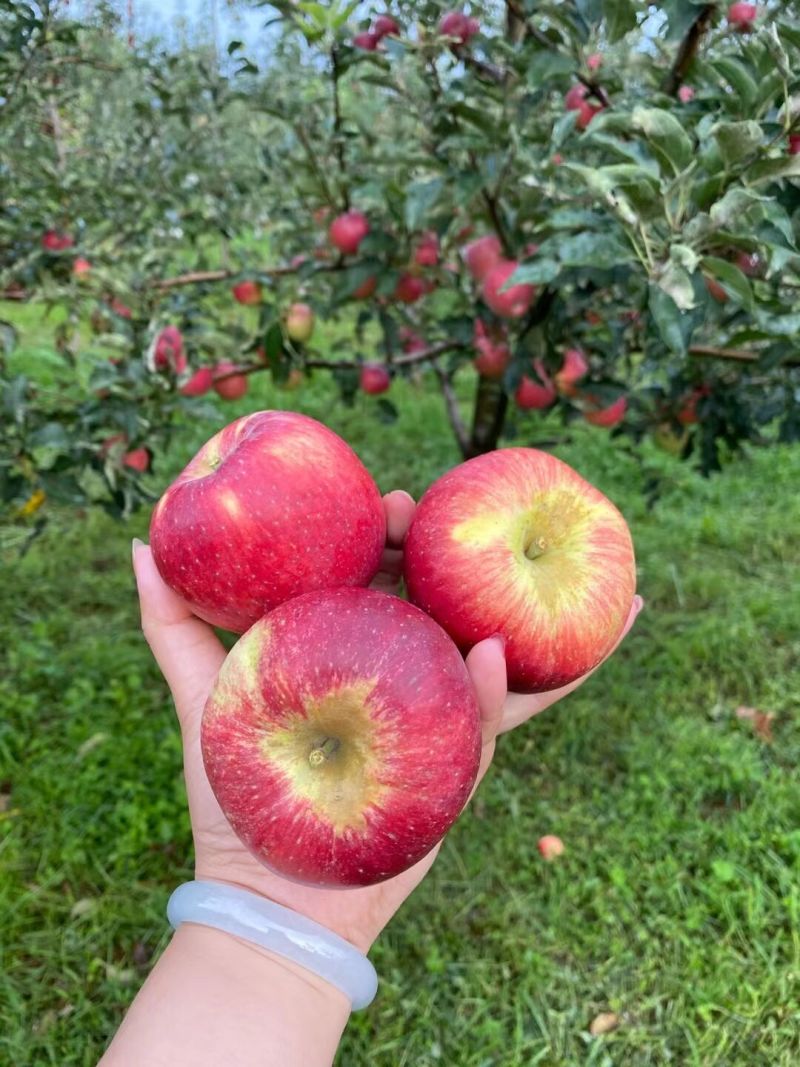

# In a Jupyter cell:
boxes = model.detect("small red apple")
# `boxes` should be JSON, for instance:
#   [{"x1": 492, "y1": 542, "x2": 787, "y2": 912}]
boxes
[
  {"x1": 678, "y1": 85, "x2": 695, "y2": 103},
  {"x1": 373, "y1": 14, "x2": 400, "y2": 37},
  {"x1": 676, "y1": 384, "x2": 710, "y2": 426},
  {"x1": 404, "y1": 447, "x2": 636, "y2": 692},
  {"x1": 704, "y1": 275, "x2": 728, "y2": 303},
  {"x1": 154, "y1": 325, "x2": 187, "y2": 374},
  {"x1": 564, "y1": 83, "x2": 602, "y2": 129},
  {"x1": 515, "y1": 372, "x2": 557, "y2": 410},
  {"x1": 285, "y1": 302, "x2": 315, "y2": 344},
  {"x1": 42, "y1": 229, "x2": 73, "y2": 251},
  {"x1": 727, "y1": 2, "x2": 758, "y2": 32},
  {"x1": 212, "y1": 362, "x2": 249, "y2": 400},
  {"x1": 473, "y1": 319, "x2": 510, "y2": 379},
  {"x1": 179, "y1": 367, "x2": 215, "y2": 397},
  {"x1": 353, "y1": 31, "x2": 380, "y2": 50},
  {"x1": 399, "y1": 326, "x2": 426, "y2": 354},
  {"x1": 554, "y1": 348, "x2": 589, "y2": 396},
  {"x1": 587, "y1": 52, "x2": 602, "y2": 71},
  {"x1": 72, "y1": 257, "x2": 91, "y2": 277},
  {"x1": 414, "y1": 231, "x2": 439, "y2": 267},
  {"x1": 789, "y1": 134, "x2": 800, "y2": 156},
  {"x1": 482, "y1": 260, "x2": 536, "y2": 319},
  {"x1": 394, "y1": 273, "x2": 427, "y2": 304},
  {"x1": 360, "y1": 363, "x2": 391, "y2": 395},
  {"x1": 123, "y1": 447, "x2": 150, "y2": 473},
  {"x1": 439, "y1": 10, "x2": 479, "y2": 46},
  {"x1": 352, "y1": 275, "x2": 378, "y2": 299},
  {"x1": 150, "y1": 411, "x2": 386, "y2": 632},
  {"x1": 329, "y1": 210, "x2": 370, "y2": 255},
  {"x1": 538, "y1": 835, "x2": 565, "y2": 861},
  {"x1": 584, "y1": 395, "x2": 627, "y2": 428},
  {"x1": 232, "y1": 280, "x2": 262, "y2": 306},
  {"x1": 734, "y1": 251, "x2": 762, "y2": 277},
  {"x1": 463, "y1": 234, "x2": 503, "y2": 282},
  {"x1": 110, "y1": 297, "x2": 132, "y2": 319},
  {"x1": 201, "y1": 587, "x2": 481, "y2": 888}
]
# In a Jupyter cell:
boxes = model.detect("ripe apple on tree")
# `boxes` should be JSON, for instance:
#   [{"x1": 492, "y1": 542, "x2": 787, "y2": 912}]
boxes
[
  {"x1": 212, "y1": 362, "x2": 249, "y2": 400},
  {"x1": 179, "y1": 367, "x2": 214, "y2": 397},
  {"x1": 583, "y1": 395, "x2": 627, "y2": 428},
  {"x1": 72, "y1": 256, "x2": 91, "y2": 278},
  {"x1": 482, "y1": 260, "x2": 536, "y2": 319},
  {"x1": 41, "y1": 229, "x2": 74, "y2": 251},
  {"x1": 473, "y1": 319, "x2": 510, "y2": 379},
  {"x1": 727, "y1": 2, "x2": 758, "y2": 32},
  {"x1": 123, "y1": 447, "x2": 150, "y2": 473},
  {"x1": 414, "y1": 231, "x2": 439, "y2": 267},
  {"x1": 394, "y1": 273, "x2": 427, "y2": 303},
  {"x1": 353, "y1": 31, "x2": 379, "y2": 50},
  {"x1": 515, "y1": 362, "x2": 557, "y2": 410},
  {"x1": 285, "y1": 302, "x2": 315, "y2": 344},
  {"x1": 360, "y1": 363, "x2": 391, "y2": 395},
  {"x1": 329, "y1": 210, "x2": 370, "y2": 255},
  {"x1": 438, "y1": 10, "x2": 480, "y2": 47},
  {"x1": 554, "y1": 348, "x2": 589, "y2": 396},
  {"x1": 351, "y1": 274, "x2": 377, "y2": 299},
  {"x1": 232, "y1": 280, "x2": 262, "y2": 306},
  {"x1": 564, "y1": 83, "x2": 603, "y2": 130},
  {"x1": 153, "y1": 325, "x2": 187, "y2": 374},
  {"x1": 789, "y1": 134, "x2": 800, "y2": 156},
  {"x1": 404, "y1": 447, "x2": 636, "y2": 692},
  {"x1": 462, "y1": 234, "x2": 503, "y2": 281},
  {"x1": 373, "y1": 15, "x2": 401, "y2": 38},
  {"x1": 201, "y1": 587, "x2": 482, "y2": 888},
  {"x1": 150, "y1": 411, "x2": 386, "y2": 632}
]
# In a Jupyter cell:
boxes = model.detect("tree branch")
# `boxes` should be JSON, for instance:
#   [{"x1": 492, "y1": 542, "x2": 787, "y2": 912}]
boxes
[
  {"x1": 662, "y1": 4, "x2": 715, "y2": 96},
  {"x1": 330, "y1": 46, "x2": 349, "y2": 210},
  {"x1": 689, "y1": 344, "x2": 800, "y2": 367},
  {"x1": 433, "y1": 364, "x2": 469, "y2": 454}
]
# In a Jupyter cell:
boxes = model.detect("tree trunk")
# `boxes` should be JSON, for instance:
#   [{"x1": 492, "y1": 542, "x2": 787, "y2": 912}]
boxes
[{"x1": 465, "y1": 376, "x2": 509, "y2": 458}]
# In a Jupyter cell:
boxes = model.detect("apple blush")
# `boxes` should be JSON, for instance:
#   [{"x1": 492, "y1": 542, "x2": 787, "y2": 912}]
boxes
[{"x1": 201, "y1": 587, "x2": 482, "y2": 887}]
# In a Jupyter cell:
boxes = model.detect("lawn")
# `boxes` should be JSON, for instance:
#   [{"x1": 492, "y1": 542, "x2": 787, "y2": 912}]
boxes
[{"x1": 1, "y1": 327, "x2": 799, "y2": 1064}]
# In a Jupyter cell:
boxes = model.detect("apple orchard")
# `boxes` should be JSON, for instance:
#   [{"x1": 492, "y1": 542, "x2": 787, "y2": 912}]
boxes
[{"x1": 2, "y1": 0, "x2": 800, "y2": 530}]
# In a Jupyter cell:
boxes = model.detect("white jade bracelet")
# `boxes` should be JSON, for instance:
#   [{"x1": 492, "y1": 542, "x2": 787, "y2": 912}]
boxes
[{"x1": 167, "y1": 880, "x2": 378, "y2": 1010}]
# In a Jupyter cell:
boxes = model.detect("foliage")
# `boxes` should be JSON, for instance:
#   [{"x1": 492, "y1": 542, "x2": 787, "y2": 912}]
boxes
[
  {"x1": 2, "y1": 368, "x2": 799, "y2": 1064},
  {"x1": 2, "y1": 0, "x2": 800, "y2": 529}
]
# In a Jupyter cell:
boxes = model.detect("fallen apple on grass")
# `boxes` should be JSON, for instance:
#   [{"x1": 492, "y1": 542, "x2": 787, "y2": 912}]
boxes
[
  {"x1": 201, "y1": 587, "x2": 482, "y2": 887},
  {"x1": 150, "y1": 411, "x2": 386, "y2": 632},
  {"x1": 404, "y1": 447, "x2": 636, "y2": 692}
]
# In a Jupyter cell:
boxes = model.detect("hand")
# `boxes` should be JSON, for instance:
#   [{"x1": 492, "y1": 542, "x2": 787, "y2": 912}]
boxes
[{"x1": 133, "y1": 491, "x2": 506, "y2": 954}]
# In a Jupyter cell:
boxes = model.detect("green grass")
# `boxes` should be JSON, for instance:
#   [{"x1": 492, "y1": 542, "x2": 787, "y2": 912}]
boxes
[{"x1": 2, "y1": 330, "x2": 800, "y2": 1064}]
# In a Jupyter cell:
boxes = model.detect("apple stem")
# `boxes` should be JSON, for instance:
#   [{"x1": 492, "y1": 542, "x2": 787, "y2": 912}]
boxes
[
  {"x1": 525, "y1": 535, "x2": 547, "y2": 561},
  {"x1": 308, "y1": 737, "x2": 340, "y2": 767}
]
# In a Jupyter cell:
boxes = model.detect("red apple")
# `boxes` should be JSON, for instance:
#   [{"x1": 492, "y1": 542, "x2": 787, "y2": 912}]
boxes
[
  {"x1": 72, "y1": 257, "x2": 91, "y2": 277},
  {"x1": 404, "y1": 447, "x2": 636, "y2": 692},
  {"x1": 373, "y1": 15, "x2": 400, "y2": 37},
  {"x1": 154, "y1": 325, "x2": 187, "y2": 374},
  {"x1": 438, "y1": 11, "x2": 479, "y2": 46},
  {"x1": 394, "y1": 273, "x2": 426, "y2": 304},
  {"x1": 584, "y1": 395, "x2": 627, "y2": 427},
  {"x1": 678, "y1": 85, "x2": 695, "y2": 103},
  {"x1": 110, "y1": 297, "x2": 132, "y2": 319},
  {"x1": 123, "y1": 447, "x2": 150, "y2": 473},
  {"x1": 727, "y1": 2, "x2": 757, "y2": 32},
  {"x1": 42, "y1": 229, "x2": 73, "y2": 251},
  {"x1": 554, "y1": 348, "x2": 589, "y2": 396},
  {"x1": 538, "y1": 835, "x2": 565, "y2": 861},
  {"x1": 414, "y1": 231, "x2": 439, "y2": 267},
  {"x1": 462, "y1": 234, "x2": 503, "y2": 282},
  {"x1": 232, "y1": 280, "x2": 262, "y2": 306},
  {"x1": 473, "y1": 319, "x2": 510, "y2": 379},
  {"x1": 564, "y1": 83, "x2": 602, "y2": 129},
  {"x1": 150, "y1": 411, "x2": 386, "y2": 632},
  {"x1": 329, "y1": 210, "x2": 370, "y2": 255},
  {"x1": 551, "y1": 152, "x2": 564, "y2": 166},
  {"x1": 482, "y1": 260, "x2": 536, "y2": 319},
  {"x1": 735, "y1": 251, "x2": 762, "y2": 277},
  {"x1": 515, "y1": 372, "x2": 556, "y2": 410},
  {"x1": 399, "y1": 326, "x2": 426, "y2": 354},
  {"x1": 705, "y1": 275, "x2": 727, "y2": 303},
  {"x1": 352, "y1": 274, "x2": 377, "y2": 299},
  {"x1": 789, "y1": 134, "x2": 800, "y2": 156},
  {"x1": 201, "y1": 587, "x2": 481, "y2": 888},
  {"x1": 180, "y1": 367, "x2": 214, "y2": 397},
  {"x1": 285, "y1": 302, "x2": 315, "y2": 343},
  {"x1": 212, "y1": 362, "x2": 249, "y2": 400},
  {"x1": 584, "y1": 309, "x2": 603, "y2": 326},
  {"x1": 353, "y1": 31, "x2": 379, "y2": 50},
  {"x1": 587, "y1": 52, "x2": 602, "y2": 71},
  {"x1": 360, "y1": 363, "x2": 391, "y2": 394},
  {"x1": 676, "y1": 384, "x2": 710, "y2": 426}
]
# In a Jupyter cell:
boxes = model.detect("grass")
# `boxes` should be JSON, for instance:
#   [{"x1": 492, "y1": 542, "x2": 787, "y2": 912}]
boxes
[{"x1": 1, "y1": 317, "x2": 800, "y2": 1065}]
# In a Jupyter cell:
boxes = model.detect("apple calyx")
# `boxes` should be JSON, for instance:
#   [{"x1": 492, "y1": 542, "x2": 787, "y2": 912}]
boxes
[
  {"x1": 308, "y1": 737, "x2": 341, "y2": 767},
  {"x1": 524, "y1": 535, "x2": 548, "y2": 561}
]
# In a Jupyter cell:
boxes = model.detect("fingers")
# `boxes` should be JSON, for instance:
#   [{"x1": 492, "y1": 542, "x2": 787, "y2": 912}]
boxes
[
  {"x1": 382, "y1": 490, "x2": 416, "y2": 548},
  {"x1": 132, "y1": 540, "x2": 227, "y2": 730},
  {"x1": 499, "y1": 594, "x2": 645, "y2": 735},
  {"x1": 465, "y1": 636, "x2": 508, "y2": 784}
]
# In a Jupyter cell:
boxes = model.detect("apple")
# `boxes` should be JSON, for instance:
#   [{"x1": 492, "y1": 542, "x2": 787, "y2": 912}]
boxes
[
  {"x1": 462, "y1": 234, "x2": 503, "y2": 281},
  {"x1": 179, "y1": 367, "x2": 214, "y2": 397},
  {"x1": 280, "y1": 368, "x2": 305, "y2": 391},
  {"x1": 360, "y1": 363, "x2": 391, "y2": 395},
  {"x1": 394, "y1": 273, "x2": 426, "y2": 304},
  {"x1": 110, "y1": 297, "x2": 132, "y2": 319},
  {"x1": 201, "y1": 587, "x2": 481, "y2": 888},
  {"x1": 285, "y1": 302, "x2": 315, "y2": 343},
  {"x1": 212, "y1": 362, "x2": 249, "y2": 400},
  {"x1": 789, "y1": 134, "x2": 800, "y2": 156},
  {"x1": 482, "y1": 260, "x2": 536, "y2": 319},
  {"x1": 584, "y1": 395, "x2": 627, "y2": 427},
  {"x1": 537, "y1": 835, "x2": 565, "y2": 861},
  {"x1": 584, "y1": 309, "x2": 603, "y2": 326},
  {"x1": 72, "y1": 257, "x2": 91, "y2": 277},
  {"x1": 351, "y1": 274, "x2": 377, "y2": 299},
  {"x1": 438, "y1": 11, "x2": 479, "y2": 46},
  {"x1": 123, "y1": 447, "x2": 150, "y2": 473},
  {"x1": 564, "y1": 83, "x2": 602, "y2": 129},
  {"x1": 353, "y1": 31, "x2": 379, "y2": 50},
  {"x1": 329, "y1": 210, "x2": 370, "y2": 255},
  {"x1": 515, "y1": 370, "x2": 556, "y2": 410},
  {"x1": 677, "y1": 384, "x2": 710, "y2": 426},
  {"x1": 154, "y1": 325, "x2": 187, "y2": 374},
  {"x1": 414, "y1": 231, "x2": 439, "y2": 267},
  {"x1": 704, "y1": 275, "x2": 727, "y2": 303},
  {"x1": 403, "y1": 447, "x2": 636, "y2": 692},
  {"x1": 727, "y1": 2, "x2": 758, "y2": 32},
  {"x1": 473, "y1": 319, "x2": 510, "y2": 379},
  {"x1": 373, "y1": 14, "x2": 400, "y2": 37},
  {"x1": 554, "y1": 348, "x2": 589, "y2": 396},
  {"x1": 678, "y1": 85, "x2": 695, "y2": 103},
  {"x1": 42, "y1": 229, "x2": 73, "y2": 251},
  {"x1": 587, "y1": 52, "x2": 602, "y2": 71},
  {"x1": 735, "y1": 251, "x2": 762, "y2": 277},
  {"x1": 399, "y1": 326, "x2": 426, "y2": 354},
  {"x1": 551, "y1": 152, "x2": 564, "y2": 166},
  {"x1": 232, "y1": 280, "x2": 262, "y2": 306},
  {"x1": 150, "y1": 411, "x2": 386, "y2": 632}
]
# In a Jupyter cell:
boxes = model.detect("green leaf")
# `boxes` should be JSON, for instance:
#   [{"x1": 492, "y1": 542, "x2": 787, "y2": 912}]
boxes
[
  {"x1": 657, "y1": 262, "x2": 695, "y2": 311},
  {"x1": 746, "y1": 153, "x2": 800, "y2": 185},
  {"x1": 404, "y1": 179, "x2": 444, "y2": 231},
  {"x1": 709, "y1": 187, "x2": 766, "y2": 228},
  {"x1": 551, "y1": 109, "x2": 579, "y2": 150},
  {"x1": 605, "y1": 0, "x2": 637, "y2": 42},
  {"x1": 526, "y1": 51, "x2": 573, "y2": 86},
  {"x1": 707, "y1": 58, "x2": 758, "y2": 112},
  {"x1": 701, "y1": 257, "x2": 754, "y2": 311},
  {"x1": 508, "y1": 259, "x2": 559, "y2": 285},
  {"x1": 375, "y1": 397, "x2": 398, "y2": 424},
  {"x1": 632, "y1": 107, "x2": 694, "y2": 175},
  {"x1": 711, "y1": 121, "x2": 763, "y2": 167},
  {"x1": 556, "y1": 231, "x2": 634, "y2": 270},
  {"x1": 648, "y1": 284, "x2": 686, "y2": 355},
  {"x1": 262, "y1": 322, "x2": 284, "y2": 363}
]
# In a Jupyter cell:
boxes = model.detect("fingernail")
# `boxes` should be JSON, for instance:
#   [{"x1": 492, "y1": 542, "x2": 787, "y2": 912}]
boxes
[
  {"x1": 634, "y1": 595, "x2": 645, "y2": 614},
  {"x1": 132, "y1": 537, "x2": 144, "y2": 563},
  {"x1": 489, "y1": 632, "x2": 506, "y2": 652}
]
